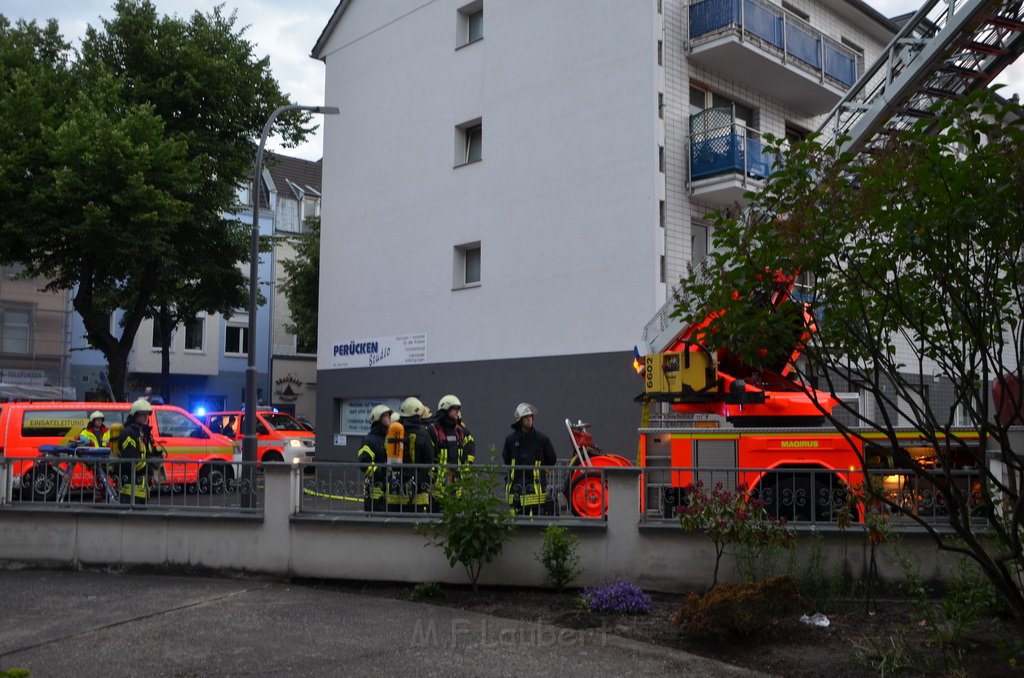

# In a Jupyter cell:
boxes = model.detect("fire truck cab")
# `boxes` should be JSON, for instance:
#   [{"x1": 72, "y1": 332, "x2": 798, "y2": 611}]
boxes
[{"x1": 203, "y1": 409, "x2": 315, "y2": 465}]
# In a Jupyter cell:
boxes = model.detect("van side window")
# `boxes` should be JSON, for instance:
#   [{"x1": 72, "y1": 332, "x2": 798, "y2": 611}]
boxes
[
  {"x1": 21, "y1": 410, "x2": 89, "y2": 437},
  {"x1": 155, "y1": 410, "x2": 204, "y2": 439}
]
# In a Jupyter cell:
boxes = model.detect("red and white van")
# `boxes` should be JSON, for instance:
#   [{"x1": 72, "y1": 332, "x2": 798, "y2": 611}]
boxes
[
  {"x1": 202, "y1": 409, "x2": 315, "y2": 465},
  {"x1": 0, "y1": 401, "x2": 237, "y2": 500}
]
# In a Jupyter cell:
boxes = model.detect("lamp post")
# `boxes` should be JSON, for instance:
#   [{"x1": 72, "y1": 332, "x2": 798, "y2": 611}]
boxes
[{"x1": 242, "y1": 103, "x2": 339, "y2": 509}]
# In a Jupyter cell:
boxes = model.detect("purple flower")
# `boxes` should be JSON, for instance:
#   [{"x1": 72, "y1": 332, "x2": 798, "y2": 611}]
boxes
[{"x1": 580, "y1": 580, "x2": 652, "y2": 615}]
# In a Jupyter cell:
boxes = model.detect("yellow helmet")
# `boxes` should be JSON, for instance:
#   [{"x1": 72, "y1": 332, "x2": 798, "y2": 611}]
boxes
[
  {"x1": 369, "y1": 405, "x2": 392, "y2": 424},
  {"x1": 400, "y1": 397, "x2": 426, "y2": 418},
  {"x1": 437, "y1": 394, "x2": 462, "y2": 413},
  {"x1": 129, "y1": 398, "x2": 153, "y2": 415}
]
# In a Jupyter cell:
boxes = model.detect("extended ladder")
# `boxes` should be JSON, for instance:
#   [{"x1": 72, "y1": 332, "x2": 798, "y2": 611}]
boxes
[{"x1": 818, "y1": 0, "x2": 1024, "y2": 153}]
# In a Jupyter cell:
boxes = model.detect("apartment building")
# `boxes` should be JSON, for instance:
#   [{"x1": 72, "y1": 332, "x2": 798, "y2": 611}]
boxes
[{"x1": 312, "y1": 0, "x2": 895, "y2": 457}]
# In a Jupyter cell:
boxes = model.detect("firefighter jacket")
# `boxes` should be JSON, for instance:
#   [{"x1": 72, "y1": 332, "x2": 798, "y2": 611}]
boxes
[
  {"x1": 502, "y1": 425, "x2": 557, "y2": 508},
  {"x1": 357, "y1": 422, "x2": 388, "y2": 507},
  {"x1": 117, "y1": 420, "x2": 158, "y2": 500},
  {"x1": 79, "y1": 425, "x2": 110, "y2": 447},
  {"x1": 431, "y1": 417, "x2": 476, "y2": 467},
  {"x1": 398, "y1": 416, "x2": 436, "y2": 509}
]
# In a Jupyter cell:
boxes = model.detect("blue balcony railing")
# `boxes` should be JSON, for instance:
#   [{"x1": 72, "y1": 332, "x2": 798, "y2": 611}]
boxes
[
  {"x1": 689, "y1": 0, "x2": 860, "y2": 88},
  {"x1": 690, "y1": 109, "x2": 775, "y2": 182}
]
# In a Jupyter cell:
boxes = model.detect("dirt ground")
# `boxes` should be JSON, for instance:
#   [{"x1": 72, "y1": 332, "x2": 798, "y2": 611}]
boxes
[{"x1": 317, "y1": 580, "x2": 1022, "y2": 678}]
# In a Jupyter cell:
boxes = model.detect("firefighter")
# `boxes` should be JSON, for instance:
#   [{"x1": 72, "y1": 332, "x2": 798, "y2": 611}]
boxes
[
  {"x1": 357, "y1": 405, "x2": 391, "y2": 513},
  {"x1": 117, "y1": 398, "x2": 160, "y2": 506},
  {"x1": 79, "y1": 411, "x2": 111, "y2": 502},
  {"x1": 430, "y1": 394, "x2": 476, "y2": 507},
  {"x1": 502, "y1": 402, "x2": 557, "y2": 515},
  {"x1": 396, "y1": 397, "x2": 436, "y2": 513}
]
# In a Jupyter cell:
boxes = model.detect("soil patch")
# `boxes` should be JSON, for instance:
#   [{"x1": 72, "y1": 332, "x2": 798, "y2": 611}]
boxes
[{"x1": 309, "y1": 580, "x2": 1021, "y2": 677}]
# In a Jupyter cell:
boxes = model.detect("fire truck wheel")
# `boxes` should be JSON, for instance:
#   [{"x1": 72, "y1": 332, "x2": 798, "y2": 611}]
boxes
[
  {"x1": 26, "y1": 467, "x2": 58, "y2": 502},
  {"x1": 569, "y1": 472, "x2": 607, "y2": 518},
  {"x1": 262, "y1": 450, "x2": 284, "y2": 465},
  {"x1": 759, "y1": 472, "x2": 833, "y2": 523}
]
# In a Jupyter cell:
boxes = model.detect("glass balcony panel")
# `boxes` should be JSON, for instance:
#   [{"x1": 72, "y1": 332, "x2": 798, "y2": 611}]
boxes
[
  {"x1": 785, "y1": 21, "x2": 821, "y2": 69},
  {"x1": 689, "y1": 0, "x2": 739, "y2": 39},
  {"x1": 743, "y1": 0, "x2": 782, "y2": 47}
]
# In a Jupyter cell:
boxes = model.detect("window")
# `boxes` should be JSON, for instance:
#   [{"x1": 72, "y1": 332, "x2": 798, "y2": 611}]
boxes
[
  {"x1": 155, "y1": 409, "x2": 202, "y2": 439},
  {"x1": 184, "y1": 316, "x2": 205, "y2": 352},
  {"x1": 151, "y1": 316, "x2": 173, "y2": 350},
  {"x1": 658, "y1": 92, "x2": 664, "y2": 119},
  {"x1": 1, "y1": 307, "x2": 30, "y2": 354},
  {"x1": 457, "y1": 1, "x2": 483, "y2": 48},
  {"x1": 302, "y1": 195, "x2": 320, "y2": 222},
  {"x1": 236, "y1": 183, "x2": 251, "y2": 206},
  {"x1": 659, "y1": 145, "x2": 665, "y2": 173},
  {"x1": 692, "y1": 223, "x2": 709, "y2": 267},
  {"x1": 782, "y1": 1, "x2": 810, "y2": 22},
  {"x1": 657, "y1": 40, "x2": 663, "y2": 66},
  {"x1": 659, "y1": 200, "x2": 665, "y2": 228},
  {"x1": 225, "y1": 322, "x2": 248, "y2": 356},
  {"x1": 454, "y1": 242, "x2": 481, "y2": 289},
  {"x1": 659, "y1": 255, "x2": 666, "y2": 283},
  {"x1": 456, "y1": 119, "x2": 483, "y2": 166}
]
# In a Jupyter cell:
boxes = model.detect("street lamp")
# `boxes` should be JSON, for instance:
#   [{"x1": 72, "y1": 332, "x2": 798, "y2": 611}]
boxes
[{"x1": 242, "y1": 103, "x2": 339, "y2": 509}]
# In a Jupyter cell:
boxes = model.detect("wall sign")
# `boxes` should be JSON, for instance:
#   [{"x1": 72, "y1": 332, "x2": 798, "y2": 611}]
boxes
[{"x1": 330, "y1": 333, "x2": 427, "y2": 368}]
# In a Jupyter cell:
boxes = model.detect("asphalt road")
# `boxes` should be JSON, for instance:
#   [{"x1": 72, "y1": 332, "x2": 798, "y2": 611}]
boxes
[{"x1": 0, "y1": 568, "x2": 766, "y2": 677}]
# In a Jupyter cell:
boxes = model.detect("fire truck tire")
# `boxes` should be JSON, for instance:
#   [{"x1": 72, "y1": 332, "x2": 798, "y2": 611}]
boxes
[
  {"x1": 199, "y1": 462, "x2": 231, "y2": 495},
  {"x1": 25, "y1": 467, "x2": 58, "y2": 502},
  {"x1": 569, "y1": 472, "x2": 607, "y2": 517},
  {"x1": 759, "y1": 472, "x2": 833, "y2": 522},
  {"x1": 261, "y1": 450, "x2": 284, "y2": 465}
]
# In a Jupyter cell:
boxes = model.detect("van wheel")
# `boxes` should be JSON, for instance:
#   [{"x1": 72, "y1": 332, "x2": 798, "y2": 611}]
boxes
[
  {"x1": 261, "y1": 451, "x2": 283, "y2": 465},
  {"x1": 26, "y1": 467, "x2": 58, "y2": 502},
  {"x1": 199, "y1": 463, "x2": 230, "y2": 495}
]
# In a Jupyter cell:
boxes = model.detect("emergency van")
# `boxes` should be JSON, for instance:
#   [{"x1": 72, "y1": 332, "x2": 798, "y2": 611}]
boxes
[
  {"x1": 0, "y1": 401, "x2": 237, "y2": 501},
  {"x1": 202, "y1": 409, "x2": 315, "y2": 465}
]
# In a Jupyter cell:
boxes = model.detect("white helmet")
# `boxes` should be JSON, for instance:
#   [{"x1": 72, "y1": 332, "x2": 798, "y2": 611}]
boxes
[
  {"x1": 400, "y1": 397, "x2": 426, "y2": 418},
  {"x1": 438, "y1": 394, "x2": 462, "y2": 413},
  {"x1": 89, "y1": 411, "x2": 105, "y2": 422},
  {"x1": 513, "y1": 402, "x2": 538, "y2": 423},
  {"x1": 369, "y1": 405, "x2": 392, "y2": 424},
  {"x1": 129, "y1": 398, "x2": 153, "y2": 415}
]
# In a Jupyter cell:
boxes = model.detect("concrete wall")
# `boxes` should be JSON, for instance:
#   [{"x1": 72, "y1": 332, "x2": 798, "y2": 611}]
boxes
[{"x1": 0, "y1": 465, "x2": 951, "y2": 592}]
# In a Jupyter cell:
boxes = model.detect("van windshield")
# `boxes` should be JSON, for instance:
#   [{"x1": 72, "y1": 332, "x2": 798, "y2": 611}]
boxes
[{"x1": 262, "y1": 413, "x2": 307, "y2": 432}]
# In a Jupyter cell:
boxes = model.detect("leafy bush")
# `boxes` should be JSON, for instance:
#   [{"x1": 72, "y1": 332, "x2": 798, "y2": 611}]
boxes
[
  {"x1": 678, "y1": 481, "x2": 794, "y2": 589},
  {"x1": 535, "y1": 525, "x2": 583, "y2": 592},
  {"x1": 408, "y1": 582, "x2": 442, "y2": 601},
  {"x1": 673, "y1": 576, "x2": 808, "y2": 639},
  {"x1": 579, "y1": 580, "x2": 651, "y2": 615},
  {"x1": 416, "y1": 465, "x2": 515, "y2": 592}
]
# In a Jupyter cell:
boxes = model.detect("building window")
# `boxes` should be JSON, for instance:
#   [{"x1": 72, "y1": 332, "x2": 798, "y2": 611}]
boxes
[
  {"x1": 457, "y1": 1, "x2": 483, "y2": 48},
  {"x1": 456, "y1": 119, "x2": 483, "y2": 166},
  {"x1": 692, "y1": 223, "x2": 709, "y2": 268},
  {"x1": 659, "y1": 255, "x2": 666, "y2": 283},
  {"x1": 658, "y1": 92, "x2": 664, "y2": 119},
  {"x1": 454, "y1": 242, "x2": 481, "y2": 289},
  {"x1": 151, "y1": 316, "x2": 174, "y2": 350},
  {"x1": 225, "y1": 323, "x2": 248, "y2": 356},
  {"x1": 657, "y1": 40, "x2": 663, "y2": 66},
  {"x1": 236, "y1": 183, "x2": 251, "y2": 206},
  {"x1": 782, "y1": 1, "x2": 809, "y2": 21},
  {"x1": 659, "y1": 200, "x2": 665, "y2": 228},
  {"x1": 659, "y1": 145, "x2": 665, "y2": 173},
  {"x1": 1, "y1": 307, "x2": 30, "y2": 354},
  {"x1": 302, "y1": 194, "x2": 320, "y2": 222},
  {"x1": 184, "y1": 316, "x2": 205, "y2": 352}
]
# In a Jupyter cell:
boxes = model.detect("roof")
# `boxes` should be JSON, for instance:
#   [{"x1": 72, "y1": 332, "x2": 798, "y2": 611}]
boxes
[
  {"x1": 312, "y1": 0, "x2": 898, "y2": 59},
  {"x1": 263, "y1": 152, "x2": 323, "y2": 200}
]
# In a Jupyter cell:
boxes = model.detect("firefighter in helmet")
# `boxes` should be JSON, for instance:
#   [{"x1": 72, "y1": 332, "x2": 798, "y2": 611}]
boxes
[
  {"x1": 357, "y1": 405, "x2": 391, "y2": 512},
  {"x1": 429, "y1": 394, "x2": 476, "y2": 506},
  {"x1": 502, "y1": 402, "x2": 557, "y2": 515},
  {"x1": 395, "y1": 396, "x2": 436, "y2": 512},
  {"x1": 117, "y1": 398, "x2": 160, "y2": 505},
  {"x1": 79, "y1": 411, "x2": 111, "y2": 502}
]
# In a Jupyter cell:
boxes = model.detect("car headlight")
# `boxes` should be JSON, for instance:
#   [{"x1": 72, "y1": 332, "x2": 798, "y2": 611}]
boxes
[{"x1": 288, "y1": 438, "x2": 304, "y2": 448}]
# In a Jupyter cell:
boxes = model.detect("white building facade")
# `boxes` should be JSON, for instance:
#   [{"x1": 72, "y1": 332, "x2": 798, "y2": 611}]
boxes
[{"x1": 312, "y1": 0, "x2": 895, "y2": 457}]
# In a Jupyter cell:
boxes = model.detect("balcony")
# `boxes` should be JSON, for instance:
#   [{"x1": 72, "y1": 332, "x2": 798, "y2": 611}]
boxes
[
  {"x1": 688, "y1": 0, "x2": 861, "y2": 114},
  {"x1": 688, "y1": 107, "x2": 776, "y2": 207}
]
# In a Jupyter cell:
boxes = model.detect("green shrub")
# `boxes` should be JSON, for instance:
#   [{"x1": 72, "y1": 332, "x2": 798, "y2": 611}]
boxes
[
  {"x1": 416, "y1": 464, "x2": 515, "y2": 592},
  {"x1": 535, "y1": 525, "x2": 583, "y2": 592},
  {"x1": 408, "y1": 582, "x2": 442, "y2": 601},
  {"x1": 852, "y1": 628, "x2": 916, "y2": 675},
  {"x1": 672, "y1": 576, "x2": 808, "y2": 639}
]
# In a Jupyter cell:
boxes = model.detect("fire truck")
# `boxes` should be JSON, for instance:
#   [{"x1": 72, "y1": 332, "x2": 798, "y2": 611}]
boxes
[{"x1": 565, "y1": 0, "x2": 1024, "y2": 519}]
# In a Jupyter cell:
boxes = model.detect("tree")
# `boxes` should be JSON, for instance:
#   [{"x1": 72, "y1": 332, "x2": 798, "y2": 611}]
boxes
[
  {"x1": 674, "y1": 89, "x2": 1024, "y2": 625},
  {"x1": 0, "y1": 2, "x2": 313, "y2": 399},
  {"x1": 280, "y1": 216, "x2": 320, "y2": 352}
]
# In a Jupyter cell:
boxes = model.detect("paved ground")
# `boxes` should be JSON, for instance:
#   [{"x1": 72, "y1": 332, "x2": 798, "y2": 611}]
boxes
[{"x1": 0, "y1": 568, "x2": 766, "y2": 677}]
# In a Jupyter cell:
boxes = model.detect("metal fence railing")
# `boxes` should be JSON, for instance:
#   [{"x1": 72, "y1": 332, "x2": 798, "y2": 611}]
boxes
[
  {"x1": 299, "y1": 462, "x2": 604, "y2": 520},
  {"x1": 1, "y1": 454, "x2": 262, "y2": 512},
  {"x1": 642, "y1": 465, "x2": 990, "y2": 530}
]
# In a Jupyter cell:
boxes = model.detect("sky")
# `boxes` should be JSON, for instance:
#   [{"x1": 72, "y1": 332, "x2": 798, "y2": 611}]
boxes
[{"x1": 4, "y1": 0, "x2": 1022, "y2": 162}]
